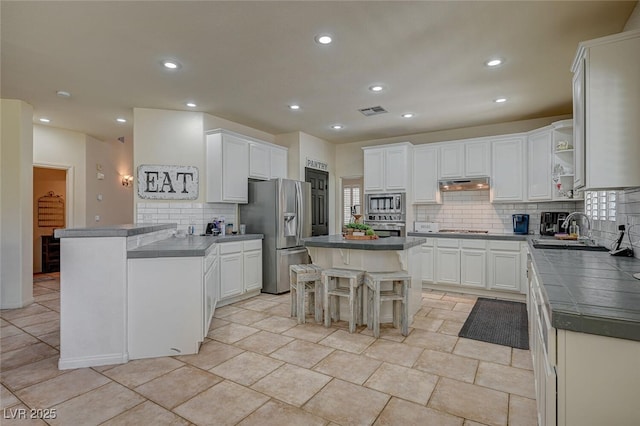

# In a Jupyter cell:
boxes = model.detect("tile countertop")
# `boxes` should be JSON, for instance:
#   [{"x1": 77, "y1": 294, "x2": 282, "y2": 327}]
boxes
[
  {"x1": 55, "y1": 223, "x2": 177, "y2": 238},
  {"x1": 527, "y1": 239, "x2": 640, "y2": 341},
  {"x1": 408, "y1": 231, "x2": 529, "y2": 241},
  {"x1": 303, "y1": 235, "x2": 426, "y2": 251},
  {"x1": 127, "y1": 234, "x2": 264, "y2": 258}
]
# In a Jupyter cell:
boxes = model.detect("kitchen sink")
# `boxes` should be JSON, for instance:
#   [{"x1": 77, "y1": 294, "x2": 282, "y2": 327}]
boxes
[{"x1": 532, "y1": 238, "x2": 609, "y2": 251}]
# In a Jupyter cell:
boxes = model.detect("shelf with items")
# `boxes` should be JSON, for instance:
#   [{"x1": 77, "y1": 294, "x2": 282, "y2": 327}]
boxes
[{"x1": 551, "y1": 120, "x2": 581, "y2": 200}]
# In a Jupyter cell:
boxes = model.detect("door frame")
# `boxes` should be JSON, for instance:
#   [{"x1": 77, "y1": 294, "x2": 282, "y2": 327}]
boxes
[
  {"x1": 305, "y1": 167, "x2": 329, "y2": 236},
  {"x1": 33, "y1": 162, "x2": 74, "y2": 228}
]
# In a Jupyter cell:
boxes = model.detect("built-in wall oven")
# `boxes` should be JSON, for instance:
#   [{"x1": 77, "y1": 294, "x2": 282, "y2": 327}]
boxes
[{"x1": 364, "y1": 193, "x2": 406, "y2": 237}]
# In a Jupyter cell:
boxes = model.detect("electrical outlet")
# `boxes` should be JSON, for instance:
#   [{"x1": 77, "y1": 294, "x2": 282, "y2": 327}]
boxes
[
  {"x1": 95, "y1": 215, "x2": 100, "y2": 222},
  {"x1": 97, "y1": 194, "x2": 103, "y2": 201},
  {"x1": 97, "y1": 172, "x2": 104, "y2": 180}
]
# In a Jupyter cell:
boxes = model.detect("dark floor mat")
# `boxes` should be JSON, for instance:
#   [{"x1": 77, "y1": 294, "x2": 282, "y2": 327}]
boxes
[{"x1": 459, "y1": 297, "x2": 529, "y2": 350}]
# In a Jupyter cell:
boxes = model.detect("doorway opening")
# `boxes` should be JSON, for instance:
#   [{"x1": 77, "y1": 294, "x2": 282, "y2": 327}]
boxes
[
  {"x1": 305, "y1": 167, "x2": 329, "y2": 236},
  {"x1": 341, "y1": 177, "x2": 363, "y2": 227}
]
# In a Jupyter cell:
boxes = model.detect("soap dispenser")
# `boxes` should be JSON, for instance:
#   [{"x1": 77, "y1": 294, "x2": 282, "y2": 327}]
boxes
[{"x1": 569, "y1": 221, "x2": 580, "y2": 239}]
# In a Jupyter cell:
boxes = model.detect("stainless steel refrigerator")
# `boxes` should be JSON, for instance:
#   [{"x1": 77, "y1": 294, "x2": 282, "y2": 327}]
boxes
[{"x1": 239, "y1": 179, "x2": 311, "y2": 294}]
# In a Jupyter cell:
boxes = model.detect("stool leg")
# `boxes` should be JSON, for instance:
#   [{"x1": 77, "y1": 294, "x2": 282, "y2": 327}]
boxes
[
  {"x1": 392, "y1": 281, "x2": 401, "y2": 329},
  {"x1": 367, "y1": 282, "x2": 373, "y2": 330},
  {"x1": 308, "y1": 289, "x2": 314, "y2": 319},
  {"x1": 348, "y1": 277, "x2": 356, "y2": 333},
  {"x1": 323, "y1": 275, "x2": 331, "y2": 328},
  {"x1": 297, "y1": 281, "x2": 306, "y2": 324},
  {"x1": 373, "y1": 280, "x2": 381, "y2": 338},
  {"x1": 290, "y1": 270, "x2": 297, "y2": 318},
  {"x1": 401, "y1": 280, "x2": 409, "y2": 336},
  {"x1": 314, "y1": 280, "x2": 323, "y2": 323}
]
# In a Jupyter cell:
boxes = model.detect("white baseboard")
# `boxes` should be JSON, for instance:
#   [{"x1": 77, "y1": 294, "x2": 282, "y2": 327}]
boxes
[{"x1": 58, "y1": 353, "x2": 129, "y2": 370}]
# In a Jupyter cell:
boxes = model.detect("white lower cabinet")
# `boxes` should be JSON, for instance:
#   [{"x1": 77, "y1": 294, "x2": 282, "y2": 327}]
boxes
[
  {"x1": 422, "y1": 237, "x2": 523, "y2": 295},
  {"x1": 487, "y1": 241, "x2": 521, "y2": 292},
  {"x1": 243, "y1": 240, "x2": 263, "y2": 293},
  {"x1": 219, "y1": 239, "x2": 263, "y2": 305},
  {"x1": 203, "y1": 247, "x2": 219, "y2": 334}
]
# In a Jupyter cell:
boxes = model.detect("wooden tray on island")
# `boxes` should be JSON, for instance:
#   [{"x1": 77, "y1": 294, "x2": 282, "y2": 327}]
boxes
[
  {"x1": 344, "y1": 234, "x2": 379, "y2": 240},
  {"x1": 555, "y1": 234, "x2": 578, "y2": 240}
]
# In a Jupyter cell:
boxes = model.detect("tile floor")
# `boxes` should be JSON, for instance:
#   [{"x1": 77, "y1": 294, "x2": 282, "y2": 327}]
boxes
[{"x1": 1, "y1": 273, "x2": 537, "y2": 425}]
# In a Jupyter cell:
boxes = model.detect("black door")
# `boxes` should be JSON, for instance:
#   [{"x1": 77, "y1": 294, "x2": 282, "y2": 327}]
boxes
[{"x1": 305, "y1": 168, "x2": 329, "y2": 236}]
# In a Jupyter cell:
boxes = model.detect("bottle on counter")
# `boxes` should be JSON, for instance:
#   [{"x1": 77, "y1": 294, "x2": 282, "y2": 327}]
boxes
[
  {"x1": 569, "y1": 220, "x2": 580, "y2": 239},
  {"x1": 219, "y1": 216, "x2": 225, "y2": 236}
]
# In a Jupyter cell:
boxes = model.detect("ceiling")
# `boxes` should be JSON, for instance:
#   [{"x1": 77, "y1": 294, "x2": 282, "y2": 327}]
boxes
[{"x1": 1, "y1": 1, "x2": 636, "y2": 144}]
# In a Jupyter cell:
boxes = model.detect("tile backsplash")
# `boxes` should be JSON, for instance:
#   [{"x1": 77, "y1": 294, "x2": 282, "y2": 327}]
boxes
[
  {"x1": 591, "y1": 187, "x2": 640, "y2": 259},
  {"x1": 136, "y1": 202, "x2": 237, "y2": 235},
  {"x1": 414, "y1": 190, "x2": 583, "y2": 235}
]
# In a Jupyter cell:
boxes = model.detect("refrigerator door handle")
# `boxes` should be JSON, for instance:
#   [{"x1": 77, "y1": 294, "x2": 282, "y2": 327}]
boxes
[
  {"x1": 295, "y1": 181, "x2": 303, "y2": 244},
  {"x1": 284, "y1": 248, "x2": 308, "y2": 256}
]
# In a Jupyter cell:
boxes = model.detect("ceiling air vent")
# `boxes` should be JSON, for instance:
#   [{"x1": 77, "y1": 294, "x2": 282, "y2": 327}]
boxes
[{"x1": 358, "y1": 106, "x2": 388, "y2": 116}]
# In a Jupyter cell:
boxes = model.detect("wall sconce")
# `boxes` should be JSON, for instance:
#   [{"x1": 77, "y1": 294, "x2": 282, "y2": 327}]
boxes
[{"x1": 122, "y1": 175, "x2": 134, "y2": 187}]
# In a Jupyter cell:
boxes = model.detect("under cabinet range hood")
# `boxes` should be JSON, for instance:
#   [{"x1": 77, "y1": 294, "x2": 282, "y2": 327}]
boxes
[{"x1": 438, "y1": 177, "x2": 490, "y2": 192}]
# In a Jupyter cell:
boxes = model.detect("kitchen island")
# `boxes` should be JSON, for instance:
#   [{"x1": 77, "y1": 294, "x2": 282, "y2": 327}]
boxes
[{"x1": 303, "y1": 235, "x2": 426, "y2": 324}]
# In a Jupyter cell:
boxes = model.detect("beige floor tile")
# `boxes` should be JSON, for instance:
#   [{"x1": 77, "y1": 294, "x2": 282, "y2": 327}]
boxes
[
  {"x1": 359, "y1": 324, "x2": 409, "y2": 342},
  {"x1": 237, "y1": 298, "x2": 281, "y2": 312},
  {"x1": 475, "y1": 362, "x2": 535, "y2": 399},
  {"x1": 36, "y1": 280, "x2": 60, "y2": 291},
  {"x1": 102, "y1": 357, "x2": 183, "y2": 388},
  {"x1": 10, "y1": 311, "x2": 58, "y2": 328},
  {"x1": 313, "y1": 350, "x2": 382, "y2": 385},
  {"x1": 303, "y1": 378, "x2": 390, "y2": 426},
  {"x1": 1, "y1": 384, "x2": 20, "y2": 409},
  {"x1": 414, "y1": 307, "x2": 432, "y2": 317},
  {"x1": 511, "y1": 348, "x2": 533, "y2": 370},
  {"x1": 32, "y1": 286, "x2": 57, "y2": 296},
  {"x1": 37, "y1": 331, "x2": 60, "y2": 348},
  {"x1": 135, "y1": 365, "x2": 222, "y2": 409},
  {"x1": 223, "y1": 308, "x2": 270, "y2": 325},
  {"x1": 270, "y1": 340, "x2": 334, "y2": 368},
  {"x1": 439, "y1": 320, "x2": 465, "y2": 336},
  {"x1": 1, "y1": 332, "x2": 39, "y2": 353},
  {"x1": 16, "y1": 369, "x2": 110, "y2": 408},
  {"x1": 427, "y1": 308, "x2": 471, "y2": 322},
  {"x1": 22, "y1": 319, "x2": 60, "y2": 337},
  {"x1": 0, "y1": 342, "x2": 58, "y2": 372},
  {"x1": 1, "y1": 324, "x2": 23, "y2": 338},
  {"x1": 318, "y1": 329, "x2": 375, "y2": 354},
  {"x1": 38, "y1": 299, "x2": 60, "y2": 312},
  {"x1": 364, "y1": 362, "x2": 439, "y2": 405},
  {"x1": 508, "y1": 395, "x2": 537, "y2": 426},
  {"x1": 207, "y1": 323, "x2": 260, "y2": 344},
  {"x1": 283, "y1": 323, "x2": 336, "y2": 343},
  {"x1": 414, "y1": 349, "x2": 479, "y2": 383},
  {"x1": 442, "y1": 294, "x2": 477, "y2": 303},
  {"x1": 210, "y1": 351, "x2": 284, "y2": 386},
  {"x1": 34, "y1": 292, "x2": 60, "y2": 303},
  {"x1": 251, "y1": 364, "x2": 331, "y2": 407},
  {"x1": 410, "y1": 316, "x2": 445, "y2": 332},
  {"x1": 176, "y1": 340, "x2": 244, "y2": 370},
  {"x1": 0, "y1": 356, "x2": 66, "y2": 391},
  {"x1": 422, "y1": 298, "x2": 457, "y2": 310},
  {"x1": 209, "y1": 317, "x2": 230, "y2": 330},
  {"x1": 251, "y1": 315, "x2": 298, "y2": 334},
  {"x1": 102, "y1": 400, "x2": 190, "y2": 425},
  {"x1": 404, "y1": 329, "x2": 459, "y2": 352},
  {"x1": 453, "y1": 338, "x2": 512, "y2": 366},
  {"x1": 362, "y1": 339, "x2": 424, "y2": 367},
  {"x1": 374, "y1": 397, "x2": 463, "y2": 426},
  {"x1": 263, "y1": 302, "x2": 292, "y2": 317},
  {"x1": 238, "y1": 399, "x2": 327, "y2": 426},
  {"x1": 174, "y1": 380, "x2": 269, "y2": 426},
  {"x1": 429, "y1": 378, "x2": 509, "y2": 426},
  {"x1": 463, "y1": 421, "x2": 488, "y2": 426},
  {"x1": 0, "y1": 403, "x2": 47, "y2": 425},
  {"x1": 49, "y1": 382, "x2": 145, "y2": 426},
  {"x1": 0, "y1": 318, "x2": 9, "y2": 326},
  {"x1": 235, "y1": 330, "x2": 294, "y2": 354},
  {"x1": 213, "y1": 305, "x2": 245, "y2": 318},
  {"x1": 0, "y1": 304, "x2": 51, "y2": 321},
  {"x1": 453, "y1": 302, "x2": 474, "y2": 313},
  {"x1": 423, "y1": 291, "x2": 445, "y2": 300}
]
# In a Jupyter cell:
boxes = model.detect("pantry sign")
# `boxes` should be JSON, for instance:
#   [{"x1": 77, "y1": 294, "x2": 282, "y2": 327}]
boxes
[{"x1": 137, "y1": 164, "x2": 199, "y2": 200}]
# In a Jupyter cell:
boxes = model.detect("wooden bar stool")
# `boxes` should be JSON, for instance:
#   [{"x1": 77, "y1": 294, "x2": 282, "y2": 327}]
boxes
[
  {"x1": 290, "y1": 264, "x2": 323, "y2": 324},
  {"x1": 321, "y1": 268, "x2": 365, "y2": 333},
  {"x1": 364, "y1": 271, "x2": 411, "y2": 338}
]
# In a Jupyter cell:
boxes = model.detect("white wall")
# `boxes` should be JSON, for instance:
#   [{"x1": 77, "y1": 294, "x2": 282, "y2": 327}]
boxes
[
  {"x1": 85, "y1": 135, "x2": 133, "y2": 226},
  {"x1": 1, "y1": 99, "x2": 34, "y2": 308},
  {"x1": 624, "y1": 2, "x2": 639, "y2": 31},
  {"x1": 33, "y1": 125, "x2": 87, "y2": 228}
]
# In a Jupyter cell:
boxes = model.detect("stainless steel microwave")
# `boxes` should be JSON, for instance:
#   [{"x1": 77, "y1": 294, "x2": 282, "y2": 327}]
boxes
[{"x1": 364, "y1": 193, "x2": 406, "y2": 222}]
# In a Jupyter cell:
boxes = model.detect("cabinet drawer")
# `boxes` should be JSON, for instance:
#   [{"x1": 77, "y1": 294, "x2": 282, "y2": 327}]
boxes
[
  {"x1": 243, "y1": 239, "x2": 262, "y2": 251},
  {"x1": 489, "y1": 240, "x2": 521, "y2": 251},
  {"x1": 461, "y1": 239, "x2": 486, "y2": 249},
  {"x1": 421, "y1": 238, "x2": 434, "y2": 247},
  {"x1": 437, "y1": 238, "x2": 460, "y2": 248},
  {"x1": 219, "y1": 241, "x2": 243, "y2": 254}
]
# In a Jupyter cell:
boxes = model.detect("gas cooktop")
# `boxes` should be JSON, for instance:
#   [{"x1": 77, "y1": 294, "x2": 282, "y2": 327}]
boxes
[{"x1": 439, "y1": 229, "x2": 489, "y2": 234}]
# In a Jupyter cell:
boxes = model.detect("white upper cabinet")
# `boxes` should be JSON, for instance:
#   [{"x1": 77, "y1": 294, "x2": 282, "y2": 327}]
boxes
[
  {"x1": 206, "y1": 130, "x2": 249, "y2": 203},
  {"x1": 413, "y1": 145, "x2": 440, "y2": 203},
  {"x1": 249, "y1": 141, "x2": 288, "y2": 181},
  {"x1": 363, "y1": 143, "x2": 412, "y2": 192},
  {"x1": 527, "y1": 128, "x2": 553, "y2": 201},
  {"x1": 491, "y1": 136, "x2": 525, "y2": 202},
  {"x1": 572, "y1": 29, "x2": 640, "y2": 190},
  {"x1": 439, "y1": 140, "x2": 490, "y2": 179}
]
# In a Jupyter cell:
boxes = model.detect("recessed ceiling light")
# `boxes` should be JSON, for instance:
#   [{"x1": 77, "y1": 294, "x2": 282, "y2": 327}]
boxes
[
  {"x1": 315, "y1": 34, "x2": 332, "y2": 45},
  {"x1": 486, "y1": 58, "x2": 503, "y2": 67},
  {"x1": 331, "y1": 124, "x2": 343, "y2": 130},
  {"x1": 116, "y1": 118, "x2": 127, "y2": 123},
  {"x1": 39, "y1": 118, "x2": 51, "y2": 123},
  {"x1": 401, "y1": 113, "x2": 414, "y2": 118},
  {"x1": 56, "y1": 90, "x2": 71, "y2": 98},
  {"x1": 494, "y1": 98, "x2": 507, "y2": 103},
  {"x1": 369, "y1": 85, "x2": 384, "y2": 93},
  {"x1": 162, "y1": 60, "x2": 181, "y2": 69},
  {"x1": 186, "y1": 102, "x2": 197, "y2": 108},
  {"x1": 288, "y1": 104, "x2": 301, "y2": 110}
]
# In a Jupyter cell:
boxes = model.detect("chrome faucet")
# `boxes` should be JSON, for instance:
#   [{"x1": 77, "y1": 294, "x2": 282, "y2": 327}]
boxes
[{"x1": 562, "y1": 212, "x2": 592, "y2": 240}]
